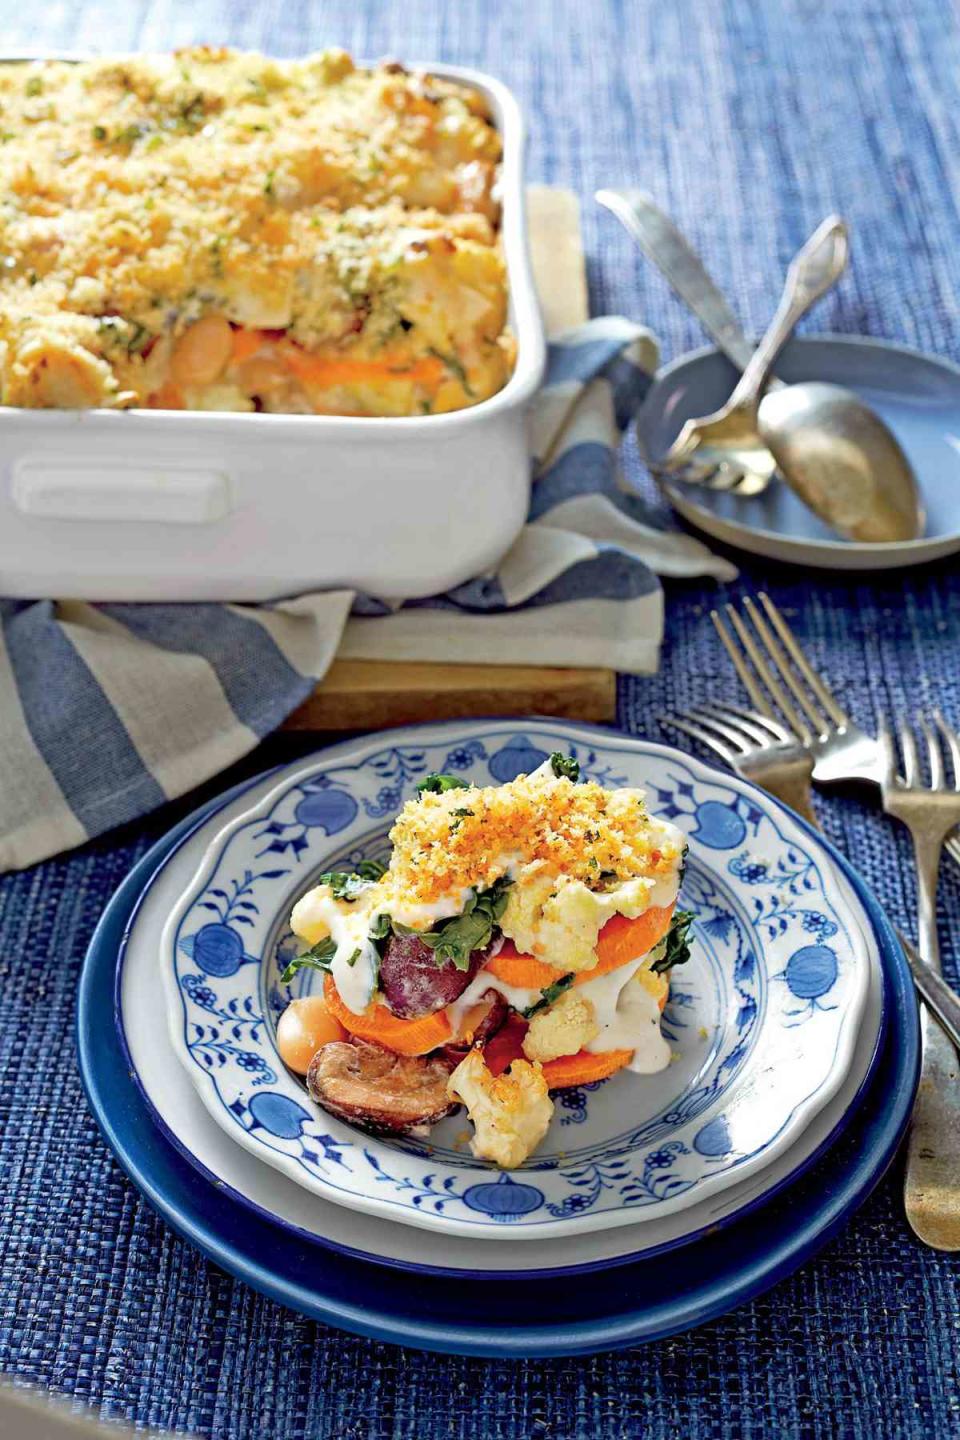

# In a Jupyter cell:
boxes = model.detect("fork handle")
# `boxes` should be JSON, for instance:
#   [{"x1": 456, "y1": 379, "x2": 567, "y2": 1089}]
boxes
[
  {"x1": 904, "y1": 1007, "x2": 960, "y2": 1249},
  {"x1": 730, "y1": 217, "x2": 849, "y2": 412},
  {"x1": 594, "y1": 189, "x2": 762, "y2": 374},
  {"x1": 908, "y1": 826, "x2": 943, "y2": 972},
  {"x1": 899, "y1": 934, "x2": 960, "y2": 1052}
]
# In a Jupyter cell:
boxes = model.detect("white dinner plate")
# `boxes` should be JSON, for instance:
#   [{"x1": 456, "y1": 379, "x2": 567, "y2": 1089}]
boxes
[{"x1": 156, "y1": 722, "x2": 872, "y2": 1241}]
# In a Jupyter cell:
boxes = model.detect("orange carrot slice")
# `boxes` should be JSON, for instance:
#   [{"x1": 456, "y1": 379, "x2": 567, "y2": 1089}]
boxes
[
  {"x1": 323, "y1": 974, "x2": 452, "y2": 1057},
  {"x1": 540, "y1": 1048, "x2": 635, "y2": 1089},
  {"x1": 282, "y1": 347, "x2": 445, "y2": 390},
  {"x1": 485, "y1": 904, "x2": 676, "y2": 993},
  {"x1": 231, "y1": 327, "x2": 269, "y2": 364}
]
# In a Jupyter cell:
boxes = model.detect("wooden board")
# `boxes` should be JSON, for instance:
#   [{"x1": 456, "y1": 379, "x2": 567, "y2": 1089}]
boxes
[
  {"x1": 283, "y1": 658, "x2": 617, "y2": 730},
  {"x1": 282, "y1": 186, "x2": 616, "y2": 732}
]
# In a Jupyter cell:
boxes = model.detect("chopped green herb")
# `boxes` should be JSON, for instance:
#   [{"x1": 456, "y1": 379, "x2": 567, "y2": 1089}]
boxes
[
  {"x1": 549, "y1": 752, "x2": 580, "y2": 782},
  {"x1": 115, "y1": 122, "x2": 150, "y2": 147},
  {"x1": 416, "y1": 773, "x2": 471, "y2": 797},
  {"x1": 523, "y1": 972, "x2": 575, "y2": 1019},
  {"x1": 368, "y1": 912, "x2": 392, "y2": 942},
  {"x1": 24, "y1": 77, "x2": 43, "y2": 98},
  {"x1": 449, "y1": 807, "x2": 475, "y2": 833},
  {"x1": 425, "y1": 345, "x2": 474, "y2": 396},
  {"x1": 178, "y1": 94, "x2": 206, "y2": 133},
  {"x1": 280, "y1": 935, "x2": 336, "y2": 984},
  {"x1": 263, "y1": 168, "x2": 275, "y2": 196},
  {"x1": 92, "y1": 124, "x2": 107, "y2": 141},
  {"x1": 650, "y1": 909, "x2": 695, "y2": 976},
  {"x1": 345, "y1": 947, "x2": 361, "y2": 968}
]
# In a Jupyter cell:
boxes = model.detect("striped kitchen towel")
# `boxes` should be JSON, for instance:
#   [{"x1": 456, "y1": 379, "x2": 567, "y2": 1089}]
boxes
[{"x1": 0, "y1": 317, "x2": 735, "y2": 871}]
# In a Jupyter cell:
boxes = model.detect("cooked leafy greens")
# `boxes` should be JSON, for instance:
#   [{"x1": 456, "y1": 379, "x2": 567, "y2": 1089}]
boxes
[
  {"x1": 650, "y1": 909, "x2": 695, "y2": 975},
  {"x1": 316, "y1": 858, "x2": 386, "y2": 902},
  {"x1": 416, "y1": 772, "x2": 471, "y2": 796},
  {"x1": 280, "y1": 935, "x2": 337, "y2": 984},
  {"x1": 549, "y1": 752, "x2": 580, "y2": 781},
  {"x1": 523, "y1": 972, "x2": 576, "y2": 1019},
  {"x1": 395, "y1": 876, "x2": 513, "y2": 971}
]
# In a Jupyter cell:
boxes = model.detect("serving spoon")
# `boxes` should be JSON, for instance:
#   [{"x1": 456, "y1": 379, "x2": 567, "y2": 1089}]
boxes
[{"x1": 597, "y1": 188, "x2": 924, "y2": 542}]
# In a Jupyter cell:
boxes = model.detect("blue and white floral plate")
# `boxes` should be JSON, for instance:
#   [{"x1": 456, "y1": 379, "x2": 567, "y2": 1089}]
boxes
[
  {"x1": 120, "y1": 763, "x2": 884, "y2": 1276},
  {"x1": 161, "y1": 722, "x2": 872, "y2": 1240}
]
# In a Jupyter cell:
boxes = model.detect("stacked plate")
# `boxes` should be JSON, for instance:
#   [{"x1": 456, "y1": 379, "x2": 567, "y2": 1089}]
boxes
[{"x1": 79, "y1": 721, "x2": 920, "y2": 1357}]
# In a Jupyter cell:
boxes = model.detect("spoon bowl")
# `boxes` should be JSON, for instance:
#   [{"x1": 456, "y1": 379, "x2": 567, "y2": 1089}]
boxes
[{"x1": 758, "y1": 381, "x2": 924, "y2": 542}]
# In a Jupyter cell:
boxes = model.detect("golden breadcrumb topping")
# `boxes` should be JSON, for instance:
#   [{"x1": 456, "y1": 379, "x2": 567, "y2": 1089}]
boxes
[
  {"x1": 0, "y1": 48, "x2": 513, "y2": 413},
  {"x1": 386, "y1": 768, "x2": 684, "y2": 909}
]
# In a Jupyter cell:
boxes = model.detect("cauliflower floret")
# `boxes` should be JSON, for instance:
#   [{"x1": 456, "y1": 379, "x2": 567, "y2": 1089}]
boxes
[
  {"x1": 502, "y1": 871, "x2": 656, "y2": 973},
  {"x1": 289, "y1": 885, "x2": 334, "y2": 946},
  {"x1": 447, "y1": 1050, "x2": 553, "y2": 1169},
  {"x1": 523, "y1": 989, "x2": 599, "y2": 1063}
]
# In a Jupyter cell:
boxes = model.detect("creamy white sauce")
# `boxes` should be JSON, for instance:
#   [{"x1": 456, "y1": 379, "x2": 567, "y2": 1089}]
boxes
[
  {"x1": 446, "y1": 970, "x2": 540, "y2": 1035},
  {"x1": 387, "y1": 885, "x2": 475, "y2": 930},
  {"x1": 290, "y1": 887, "x2": 378, "y2": 1015},
  {"x1": 582, "y1": 960, "x2": 672, "y2": 1074}
]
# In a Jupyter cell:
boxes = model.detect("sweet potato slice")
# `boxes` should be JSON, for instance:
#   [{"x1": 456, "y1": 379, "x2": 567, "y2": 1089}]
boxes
[{"x1": 306, "y1": 1039, "x2": 458, "y2": 1135}]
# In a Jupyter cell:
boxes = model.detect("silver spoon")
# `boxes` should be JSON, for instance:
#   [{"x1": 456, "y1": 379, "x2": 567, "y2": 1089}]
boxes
[
  {"x1": 597, "y1": 188, "x2": 924, "y2": 542},
  {"x1": 662, "y1": 217, "x2": 848, "y2": 478}
]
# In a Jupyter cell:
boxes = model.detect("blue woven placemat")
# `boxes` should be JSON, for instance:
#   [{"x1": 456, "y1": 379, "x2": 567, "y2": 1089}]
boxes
[{"x1": 2, "y1": 0, "x2": 960, "y2": 1434}]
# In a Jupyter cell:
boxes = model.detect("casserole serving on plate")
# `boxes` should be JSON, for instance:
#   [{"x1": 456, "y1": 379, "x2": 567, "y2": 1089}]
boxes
[{"x1": 0, "y1": 50, "x2": 545, "y2": 601}]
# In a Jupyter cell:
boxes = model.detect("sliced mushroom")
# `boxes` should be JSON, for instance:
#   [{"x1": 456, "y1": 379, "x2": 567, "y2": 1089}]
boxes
[{"x1": 306, "y1": 1039, "x2": 458, "y2": 1135}]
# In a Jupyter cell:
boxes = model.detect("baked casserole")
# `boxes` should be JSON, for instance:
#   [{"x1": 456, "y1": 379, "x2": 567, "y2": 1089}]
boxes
[{"x1": 0, "y1": 48, "x2": 515, "y2": 415}]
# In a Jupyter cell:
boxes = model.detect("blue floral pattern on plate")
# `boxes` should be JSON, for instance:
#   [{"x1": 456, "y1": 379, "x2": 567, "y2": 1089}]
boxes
[{"x1": 161, "y1": 724, "x2": 870, "y2": 1239}]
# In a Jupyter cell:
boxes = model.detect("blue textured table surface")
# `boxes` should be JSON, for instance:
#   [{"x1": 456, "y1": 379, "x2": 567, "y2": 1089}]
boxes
[{"x1": 2, "y1": 1, "x2": 960, "y2": 1435}]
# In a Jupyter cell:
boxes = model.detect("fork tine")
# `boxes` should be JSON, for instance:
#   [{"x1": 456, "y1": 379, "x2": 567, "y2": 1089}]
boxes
[
  {"x1": 746, "y1": 596, "x2": 835, "y2": 737},
  {"x1": 660, "y1": 714, "x2": 738, "y2": 767},
  {"x1": 877, "y1": 719, "x2": 898, "y2": 788},
  {"x1": 697, "y1": 704, "x2": 776, "y2": 748},
  {"x1": 920, "y1": 714, "x2": 944, "y2": 791},
  {"x1": 712, "y1": 701, "x2": 796, "y2": 745},
  {"x1": 933, "y1": 709, "x2": 960, "y2": 790},
  {"x1": 724, "y1": 605, "x2": 813, "y2": 745},
  {"x1": 899, "y1": 718, "x2": 920, "y2": 786},
  {"x1": 710, "y1": 610, "x2": 773, "y2": 718},
  {"x1": 757, "y1": 593, "x2": 850, "y2": 730},
  {"x1": 687, "y1": 707, "x2": 756, "y2": 754}
]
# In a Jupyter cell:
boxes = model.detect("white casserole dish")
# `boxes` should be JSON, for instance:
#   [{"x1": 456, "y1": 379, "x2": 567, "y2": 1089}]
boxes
[{"x1": 0, "y1": 58, "x2": 545, "y2": 602}]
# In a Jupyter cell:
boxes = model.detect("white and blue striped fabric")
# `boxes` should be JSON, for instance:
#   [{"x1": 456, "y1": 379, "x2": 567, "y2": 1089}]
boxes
[{"x1": 0, "y1": 318, "x2": 734, "y2": 871}]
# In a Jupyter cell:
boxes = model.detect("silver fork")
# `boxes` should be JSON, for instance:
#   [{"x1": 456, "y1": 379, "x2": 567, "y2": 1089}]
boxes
[
  {"x1": 878, "y1": 717, "x2": 960, "y2": 1249},
  {"x1": 730, "y1": 592, "x2": 960, "y2": 869},
  {"x1": 662, "y1": 694, "x2": 960, "y2": 1052},
  {"x1": 664, "y1": 609, "x2": 960, "y2": 1249}
]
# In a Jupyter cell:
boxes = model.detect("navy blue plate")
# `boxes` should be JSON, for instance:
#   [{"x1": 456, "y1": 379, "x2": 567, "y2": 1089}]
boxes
[
  {"x1": 79, "y1": 773, "x2": 919, "y2": 1357},
  {"x1": 642, "y1": 335, "x2": 960, "y2": 569}
]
